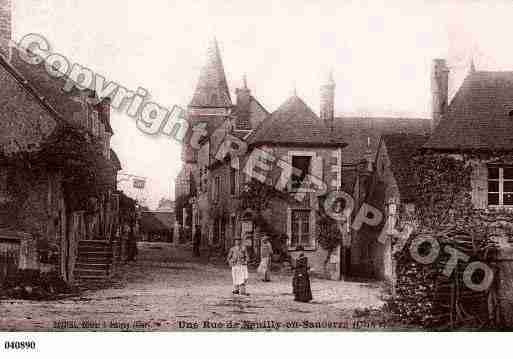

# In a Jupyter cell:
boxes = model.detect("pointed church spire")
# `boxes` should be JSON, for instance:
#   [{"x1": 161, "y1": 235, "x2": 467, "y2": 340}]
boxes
[{"x1": 189, "y1": 37, "x2": 232, "y2": 108}]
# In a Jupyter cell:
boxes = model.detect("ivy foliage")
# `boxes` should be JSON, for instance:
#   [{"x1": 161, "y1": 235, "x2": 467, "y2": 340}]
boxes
[
  {"x1": 317, "y1": 215, "x2": 342, "y2": 253},
  {"x1": 238, "y1": 179, "x2": 291, "y2": 214},
  {"x1": 388, "y1": 152, "x2": 500, "y2": 329},
  {"x1": 238, "y1": 179, "x2": 294, "y2": 261},
  {"x1": 2, "y1": 124, "x2": 109, "y2": 213},
  {"x1": 409, "y1": 153, "x2": 473, "y2": 230}
]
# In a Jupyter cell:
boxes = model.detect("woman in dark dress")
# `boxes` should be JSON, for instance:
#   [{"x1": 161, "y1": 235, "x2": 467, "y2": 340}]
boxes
[{"x1": 292, "y1": 246, "x2": 312, "y2": 302}]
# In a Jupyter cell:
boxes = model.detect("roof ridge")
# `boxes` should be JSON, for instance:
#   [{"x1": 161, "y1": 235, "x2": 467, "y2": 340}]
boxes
[
  {"x1": 249, "y1": 95, "x2": 270, "y2": 115},
  {"x1": 0, "y1": 52, "x2": 65, "y2": 125}
]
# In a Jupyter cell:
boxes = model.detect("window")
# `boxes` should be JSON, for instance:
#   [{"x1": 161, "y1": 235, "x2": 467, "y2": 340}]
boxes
[
  {"x1": 213, "y1": 217, "x2": 226, "y2": 245},
  {"x1": 230, "y1": 215, "x2": 237, "y2": 238},
  {"x1": 290, "y1": 209, "x2": 311, "y2": 247},
  {"x1": 230, "y1": 167, "x2": 236, "y2": 195},
  {"x1": 291, "y1": 155, "x2": 311, "y2": 190},
  {"x1": 488, "y1": 165, "x2": 513, "y2": 206},
  {"x1": 213, "y1": 218, "x2": 220, "y2": 244},
  {"x1": 212, "y1": 176, "x2": 221, "y2": 203}
]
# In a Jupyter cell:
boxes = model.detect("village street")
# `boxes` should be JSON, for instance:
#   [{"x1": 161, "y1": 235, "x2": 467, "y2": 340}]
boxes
[{"x1": 0, "y1": 242, "x2": 392, "y2": 331}]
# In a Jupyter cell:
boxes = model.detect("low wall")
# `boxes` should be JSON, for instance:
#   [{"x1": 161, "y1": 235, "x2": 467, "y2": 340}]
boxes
[{"x1": 495, "y1": 247, "x2": 513, "y2": 327}]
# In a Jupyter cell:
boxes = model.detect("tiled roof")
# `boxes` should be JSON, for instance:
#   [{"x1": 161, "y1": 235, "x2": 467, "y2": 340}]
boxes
[
  {"x1": 110, "y1": 149, "x2": 121, "y2": 170},
  {"x1": 0, "y1": 50, "x2": 64, "y2": 125},
  {"x1": 9, "y1": 47, "x2": 113, "y2": 131},
  {"x1": 10, "y1": 47, "x2": 83, "y2": 121},
  {"x1": 232, "y1": 95, "x2": 269, "y2": 130},
  {"x1": 425, "y1": 71, "x2": 513, "y2": 150},
  {"x1": 189, "y1": 39, "x2": 232, "y2": 108},
  {"x1": 248, "y1": 95, "x2": 344, "y2": 147},
  {"x1": 332, "y1": 116, "x2": 431, "y2": 164},
  {"x1": 381, "y1": 134, "x2": 429, "y2": 203}
]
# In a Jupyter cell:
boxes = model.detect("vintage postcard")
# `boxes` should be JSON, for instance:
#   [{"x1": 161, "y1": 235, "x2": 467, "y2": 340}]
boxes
[{"x1": 1, "y1": 0, "x2": 513, "y2": 342}]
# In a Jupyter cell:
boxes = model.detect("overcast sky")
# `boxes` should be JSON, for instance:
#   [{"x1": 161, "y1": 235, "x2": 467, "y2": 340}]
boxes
[{"x1": 13, "y1": 0, "x2": 513, "y2": 208}]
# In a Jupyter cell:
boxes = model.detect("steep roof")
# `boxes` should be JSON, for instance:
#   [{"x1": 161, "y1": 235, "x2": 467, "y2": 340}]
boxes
[
  {"x1": 232, "y1": 95, "x2": 269, "y2": 130},
  {"x1": 425, "y1": 71, "x2": 513, "y2": 150},
  {"x1": 7, "y1": 47, "x2": 113, "y2": 131},
  {"x1": 110, "y1": 149, "x2": 121, "y2": 170},
  {"x1": 332, "y1": 116, "x2": 431, "y2": 164},
  {"x1": 381, "y1": 134, "x2": 429, "y2": 203},
  {"x1": 248, "y1": 95, "x2": 344, "y2": 147},
  {"x1": 10, "y1": 47, "x2": 84, "y2": 121},
  {"x1": 140, "y1": 211, "x2": 174, "y2": 233},
  {"x1": 0, "y1": 50, "x2": 64, "y2": 125},
  {"x1": 189, "y1": 39, "x2": 232, "y2": 108}
]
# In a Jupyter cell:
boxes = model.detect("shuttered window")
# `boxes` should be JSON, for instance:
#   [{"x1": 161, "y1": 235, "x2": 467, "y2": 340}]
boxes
[
  {"x1": 488, "y1": 165, "x2": 513, "y2": 207},
  {"x1": 291, "y1": 209, "x2": 310, "y2": 247}
]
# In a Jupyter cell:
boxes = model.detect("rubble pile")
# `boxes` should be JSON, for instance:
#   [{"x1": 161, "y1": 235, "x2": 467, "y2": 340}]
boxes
[{"x1": 0, "y1": 269, "x2": 78, "y2": 300}]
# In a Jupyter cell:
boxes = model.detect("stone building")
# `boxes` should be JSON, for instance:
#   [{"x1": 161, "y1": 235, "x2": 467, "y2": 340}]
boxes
[
  {"x1": 175, "y1": 38, "x2": 433, "y2": 279},
  {"x1": 0, "y1": 0, "x2": 121, "y2": 284},
  {"x1": 371, "y1": 59, "x2": 513, "y2": 287}
]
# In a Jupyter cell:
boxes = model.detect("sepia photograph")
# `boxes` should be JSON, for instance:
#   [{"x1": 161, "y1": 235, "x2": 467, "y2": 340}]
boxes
[{"x1": 1, "y1": 1, "x2": 513, "y2": 348}]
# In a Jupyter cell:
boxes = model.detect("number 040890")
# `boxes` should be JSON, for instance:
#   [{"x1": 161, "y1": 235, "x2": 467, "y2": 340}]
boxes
[{"x1": 4, "y1": 341, "x2": 36, "y2": 350}]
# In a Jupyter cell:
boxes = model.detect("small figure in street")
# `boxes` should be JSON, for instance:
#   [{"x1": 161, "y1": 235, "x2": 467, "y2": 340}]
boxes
[
  {"x1": 193, "y1": 226, "x2": 201, "y2": 257},
  {"x1": 257, "y1": 235, "x2": 273, "y2": 282},
  {"x1": 127, "y1": 224, "x2": 138, "y2": 262},
  {"x1": 292, "y1": 246, "x2": 312, "y2": 303},
  {"x1": 227, "y1": 237, "x2": 250, "y2": 295}
]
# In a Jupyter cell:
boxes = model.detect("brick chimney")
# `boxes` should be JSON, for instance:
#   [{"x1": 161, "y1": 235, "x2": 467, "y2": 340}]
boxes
[
  {"x1": 320, "y1": 70, "x2": 335, "y2": 131},
  {"x1": 431, "y1": 59, "x2": 449, "y2": 131},
  {"x1": 235, "y1": 74, "x2": 251, "y2": 130},
  {"x1": 0, "y1": 0, "x2": 11, "y2": 59}
]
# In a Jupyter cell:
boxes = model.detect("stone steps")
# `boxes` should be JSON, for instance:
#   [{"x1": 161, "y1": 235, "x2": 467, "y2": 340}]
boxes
[{"x1": 74, "y1": 239, "x2": 113, "y2": 284}]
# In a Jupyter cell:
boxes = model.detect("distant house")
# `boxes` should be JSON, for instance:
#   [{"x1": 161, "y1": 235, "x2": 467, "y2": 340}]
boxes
[
  {"x1": 139, "y1": 211, "x2": 174, "y2": 243},
  {"x1": 157, "y1": 198, "x2": 174, "y2": 212}
]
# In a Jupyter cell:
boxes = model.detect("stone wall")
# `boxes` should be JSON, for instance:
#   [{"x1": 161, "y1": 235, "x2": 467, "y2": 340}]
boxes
[
  {"x1": 494, "y1": 247, "x2": 513, "y2": 326},
  {"x1": 1, "y1": 165, "x2": 65, "y2": 269}
]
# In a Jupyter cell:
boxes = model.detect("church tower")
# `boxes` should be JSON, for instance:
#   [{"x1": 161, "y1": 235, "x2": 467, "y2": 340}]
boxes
[{"x1": 182, "y1": 38, "x2": 233, "y2": 164}]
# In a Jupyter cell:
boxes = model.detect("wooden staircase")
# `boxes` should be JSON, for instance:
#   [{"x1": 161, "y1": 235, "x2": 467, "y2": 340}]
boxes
[{"x1": 74, "y1": 240, "x2": 113, "y2": 285}]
